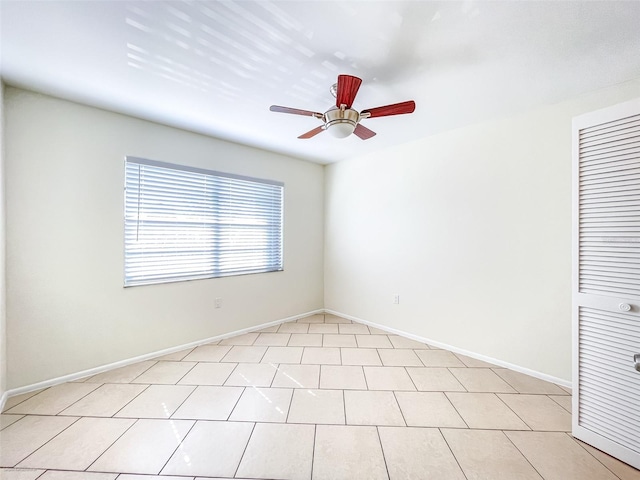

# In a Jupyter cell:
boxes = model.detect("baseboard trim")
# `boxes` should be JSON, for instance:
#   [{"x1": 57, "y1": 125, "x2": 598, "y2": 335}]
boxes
[
  {"x1": 6, "y1": 307, "x2": 569, "y2": 400},
  {"x1": 5, "y1": 308, "x2": 323, "y2": 399},
  {"x1": 324, "y1": 309, "x2": 571, "y2": 388}
]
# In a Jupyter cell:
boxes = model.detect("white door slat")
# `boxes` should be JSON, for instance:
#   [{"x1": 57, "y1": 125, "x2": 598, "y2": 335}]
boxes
[
  {"x1": 578, "y1": 375, "x2": 638, "y2": 409},
  {"x1": 580, "y1": 264, "x2": 640, "y2": 278},
  {"x1": 579, "y1": 166, "x2": 640, "y2": 181},
  {"x1": 579, "y1": 259, "x2": 639, "y2": 271},
  {"x1": 579, "y1": 411, "x2": 640, "y2": 449},
  {"x1": 579, "y1": 191, "x2": 640, "y2": 205},
  {"x1": 580, "y1": 114, "x2": 640, "y2": 136},
  {"x1": 580, "y1": 125, "x2": 640, "y2": 147},
  {"x1": 579, "y1": 140, "x2": 640, "y2": 156},
  {"x1": 577, "y1": 393, "x2": 640, "y2": 427},
  {"x1": 579, "y1": 150, "x2": 640, "y2": 167},
  {"x1": 579, "y1": 174, "x2": 640, "y2": 188},
  {"x1": 579, "y1": 131, "x2": 640, "y2": 149},
  {"x1": 580, "y1": 336, "x2": 639, "y2": 357},
  {"x1": 579, "y1": 275, "x2": 640, "y2": 288},
  {"x1": 580, "y1": 147, "x2": 640, "y2": 166},
  {"x1": 581, "y1": 157, "x2": 640, "y2": 174},
  {"x1": 579, "y1": 182, "x2": 640, "y2": 195}
]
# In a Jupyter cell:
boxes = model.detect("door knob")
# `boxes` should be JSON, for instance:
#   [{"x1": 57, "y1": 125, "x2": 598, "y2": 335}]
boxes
[
  {"x1": 635, "y1": 354, "x2": 640, "y2": 372},
  {"x1": 619, "y1": 303, "x2": 632, "y2": 312}
]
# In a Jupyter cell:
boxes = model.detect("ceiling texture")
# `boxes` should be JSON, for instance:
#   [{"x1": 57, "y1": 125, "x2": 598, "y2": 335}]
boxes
[{"x1": 1, "y1": 1, "x2": 640, "y2": 164}]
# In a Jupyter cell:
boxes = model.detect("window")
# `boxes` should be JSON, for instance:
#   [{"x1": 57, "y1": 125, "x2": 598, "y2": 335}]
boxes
[{"x1": 124, "y1": 157, "x2": 283, "y2": 286}]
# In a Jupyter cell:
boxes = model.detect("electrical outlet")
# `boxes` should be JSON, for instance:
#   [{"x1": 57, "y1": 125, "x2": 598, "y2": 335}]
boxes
[
  {"x1": 393, "y1": 294, "x2": 400, "y2": 304},
  {"x1": 215, "y1": 297, "x2": 222, "y2": 308}
]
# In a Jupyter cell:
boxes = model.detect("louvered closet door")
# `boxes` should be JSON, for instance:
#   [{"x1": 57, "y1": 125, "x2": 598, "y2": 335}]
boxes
[{"x1": 573, "y1": 97, "x2": 640, "y2": 470}]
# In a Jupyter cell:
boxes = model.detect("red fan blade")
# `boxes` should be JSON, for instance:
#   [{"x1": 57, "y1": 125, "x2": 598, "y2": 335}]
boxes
[
  {"x1": 298, "y1": 126, "x2": 325, "y2": 139},
  {"x1": 362, "y1": 100, "x2": 416, "y2": 118},
  {"x1": 336, "y1": 74, "x2": 362, "y2": 109},
  {"x1": 270, "y1": 105, "x2": 323, "y2": 117},
  {"x1": 353, "y1": 124, "x2": 376, "y2": 140}
]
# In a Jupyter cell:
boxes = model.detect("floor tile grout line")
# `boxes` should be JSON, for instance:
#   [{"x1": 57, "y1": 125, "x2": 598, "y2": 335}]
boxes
[
  {"x1": 495, "y1": 392, "x2": 535, "y2": 431},
  {"x1": 0, "y1": 413, "x2": 26, "y2": 431},
  {"x1": 361, "y1": 366, "x2": 369, "y2": 391},
  {"x1": 157, "y1": 346, "x2": 195, "y2": 362},
  {"x1": 267, "y1": 363, "x2": 280, "y2": 388},
  {"x1": 445, "y1": 367, "x2": 470, "y2": 392},
  {"x1": 5, "y1": 384, "x2": 98, "y2": 418},
  {"x1": 403, "y1": 366, "x2": 421, "y2": 392},
  {"x1": 391, "y1": 391, "x2": 408, "y2": 428},
  {"x1": 502, "y1": 429, "x2": 547, "y2": 479},
  {"x1": 216, "y1": 343, "x2": 233, "y2": 358},
  {"x1": 43, "y1": 383, "x2": 103, "y2": 416},
  {"x1": 283, "y1": 388, "x2": 294, "y2": 424},
  {"x1": 220, "y1": 362, "x2": 241, "y2": 387},
  {"x1": 82, "y1": 417, "x2": 142, "y2": 474},
  {"x1": 547, "y1": 393, "x2": 572, "y2": 414},
  {"x1": 438, "y1": 427, "x2": 470, "y2": 480},
  {"x1": 19, "y1": 413, "x2": 553, "y2": 430},
  {"x1": 442, "y1": 391, "x2": 471, "y2": 429},
  {"x1": 257, "y1": 346, "x2": 270, "y2": 363},
  {"x1": 170, "y1": 361, "x2": 199, "y2": 387},
  {"x1": 186, "y1": 345, "x2": 230, "y2": 362},
  {"x1": 310, "y1": 423, "x2": 317, "y2": 480},
  {"x1": 375, "y1": 426, "x2": 392, "y2": 480},
  {"x1": 568, "y1": 432, "x2": 626, "y2": 480},
  {"x1": 416, "y1": 349, "x2": 428, "y2": 367},
  {"x1": 18, "y1": 384, "x2": 550, "y2": 397},
  {"x1": 123, "y1": 360, "x2": 158, "y2": 384},
  {"x1": 108, "y1": 383, "x2": 151, "y2": 418},
  {"x1": 375, "y1": 348, "x2": 384, "y2": 366},
  {"x1": 8, "y1": 415, "x2": 83, "y2": 468},
  {"x1": 491, "y1": 368, "x2": 554, "y2": 395},
  {"x1": 167, "y1": 384, "x2": 199, "y2": 420},
  {"x1": 233, "y1": 421, "x2": 257, "y2": 479},
  {"x1": 2, "y1": 388, "x2": 50, "y2": 414},
  {"x1": 156, "y1": 417, "x2": 198, "y2": 477},
  {"x1": 226, "y1": 386, "x2": 248, "y2": 422},
  {"x1": 342, "y1": 389, "x2": 347, "y2": 425},
  {"x1": 176, "y1": 346, "x2": 195, "y2": 361}
]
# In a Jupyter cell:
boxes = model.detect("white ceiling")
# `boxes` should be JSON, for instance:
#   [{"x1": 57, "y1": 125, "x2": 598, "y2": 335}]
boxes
[{"x1": 1, "y1": 1, "x2": 639, "y2": 164}]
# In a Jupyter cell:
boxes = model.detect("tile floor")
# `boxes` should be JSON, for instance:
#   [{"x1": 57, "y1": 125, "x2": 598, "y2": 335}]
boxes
[{"x1": 1, "y1": 313, "x2": 638, "y2": 480}]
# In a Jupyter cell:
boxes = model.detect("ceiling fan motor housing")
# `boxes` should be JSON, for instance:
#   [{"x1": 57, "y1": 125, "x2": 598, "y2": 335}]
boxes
[{"x1": 325, "y1": 107, "x2": 359, "y2": 138}]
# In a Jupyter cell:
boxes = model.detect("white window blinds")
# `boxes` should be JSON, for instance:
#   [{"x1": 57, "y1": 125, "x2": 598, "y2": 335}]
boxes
[{"x1": 124, "y1": 157, "x2": 284, "y2": 286}]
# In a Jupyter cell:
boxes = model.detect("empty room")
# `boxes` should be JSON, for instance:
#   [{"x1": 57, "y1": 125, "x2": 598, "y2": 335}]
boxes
[{"x1": 1, "y1": 1, "x2": 639, "y2": 479}]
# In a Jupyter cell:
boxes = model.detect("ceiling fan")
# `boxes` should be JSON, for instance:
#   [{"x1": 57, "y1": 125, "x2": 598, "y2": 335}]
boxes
[{"x1": 270, "y1": 74, "x2": 416, "y2": 140}]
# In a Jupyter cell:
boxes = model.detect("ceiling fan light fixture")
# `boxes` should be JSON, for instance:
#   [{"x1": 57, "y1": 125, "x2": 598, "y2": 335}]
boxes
[
  {"x1": 325, "y1": 107, "x2": 359, "y2": 139},
  {"x1": 327, "y1": 120, "x2": 356, "y2": 138}
]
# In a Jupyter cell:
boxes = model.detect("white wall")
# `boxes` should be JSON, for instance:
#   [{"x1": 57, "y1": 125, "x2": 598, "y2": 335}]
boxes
[
  {"x1": 325, "y1": 77, "x2": 640, "y2": 382},
  {"x1": 5, "y1": 87, "x2": 324, "y2": 389},
  {"x1": 0, "y1": 80, "x2": 7, "y2": 403}
]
